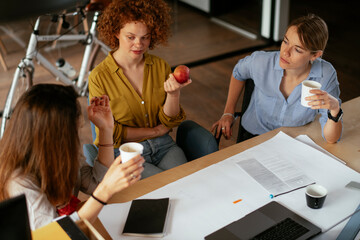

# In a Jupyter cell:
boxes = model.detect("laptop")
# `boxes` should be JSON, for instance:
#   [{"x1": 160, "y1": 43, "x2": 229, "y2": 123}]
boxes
[
  {"x1": 0, "y1": 194, "x2": 32, "y2": 240},
  {"x1": 205, "y1": 201, "x2": 321, "y2": 240}
]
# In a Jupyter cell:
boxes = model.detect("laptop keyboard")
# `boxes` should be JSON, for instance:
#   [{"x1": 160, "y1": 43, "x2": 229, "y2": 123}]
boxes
[{"x1": 251, "y1": 217, "x2": 310, "y2": 240}]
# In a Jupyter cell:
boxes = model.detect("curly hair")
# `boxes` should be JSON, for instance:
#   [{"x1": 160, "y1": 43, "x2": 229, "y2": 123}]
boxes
[{"x1": 97, "y1": 0, "x2": 172, "y2": 50}]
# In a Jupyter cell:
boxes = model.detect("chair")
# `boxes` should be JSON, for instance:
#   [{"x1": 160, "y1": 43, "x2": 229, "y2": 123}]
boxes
[
  {"x1": 235, "y1": 78, "x2": 255, "y2": 143},
  {"x1": 176, "y1": 120, "x2": 219, "y2": 161},
  {"x1": 215, "y1": 78, "x2": 255, "y2": 145}
]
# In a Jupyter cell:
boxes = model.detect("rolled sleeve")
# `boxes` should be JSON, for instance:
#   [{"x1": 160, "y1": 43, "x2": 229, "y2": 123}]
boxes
[
  {"x1": 232, "y1": 51, "x2": 263, "y2": 81},
  {"x1": 159, "y1": 106, "x2": 186, "y2": 128},
  {"x1": 110, "y1": 121, "x2": 127, "y2": 148}
]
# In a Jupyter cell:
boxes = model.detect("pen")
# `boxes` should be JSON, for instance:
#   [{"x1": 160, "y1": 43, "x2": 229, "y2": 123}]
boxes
[{"x1": 269, "y1": 183, "x2": 316, "y2": 199}]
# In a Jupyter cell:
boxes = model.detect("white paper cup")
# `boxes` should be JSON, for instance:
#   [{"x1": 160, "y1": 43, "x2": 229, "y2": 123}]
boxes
[
  {"x1": 301, "y1": 80, "x2": 322, "y2": 107},
  {"x1": 119, "y1": 142, "x2": 144, "y2": 163}
]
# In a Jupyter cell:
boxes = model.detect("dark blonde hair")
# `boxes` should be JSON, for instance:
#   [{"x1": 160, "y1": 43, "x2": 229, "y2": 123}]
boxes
[
  {"x1": 0, "y1": 84, "x2": 81, "y2": 206},
  {"x1": 287, "y1": 14, "x2": 328, "y2": 53},
  {"x1": 97, "y1": 0, "x2": 172, "y2": 50}
]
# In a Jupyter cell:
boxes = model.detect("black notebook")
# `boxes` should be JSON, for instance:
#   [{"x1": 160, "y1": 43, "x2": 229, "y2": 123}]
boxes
[{"x1": 122, "y1": 198, "x2": 170, "y2": 238}]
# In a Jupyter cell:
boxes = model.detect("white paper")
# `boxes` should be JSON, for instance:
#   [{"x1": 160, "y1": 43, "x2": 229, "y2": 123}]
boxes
[
  {"x1": 236, "y1": 156, "x2": 314, "y2": 197},
  {"x1": 98, "y1": 131, "x2": 360, "y2": 240},
  {"x1": 295, "y1": 134, "x2": 346, "y2": 164}
]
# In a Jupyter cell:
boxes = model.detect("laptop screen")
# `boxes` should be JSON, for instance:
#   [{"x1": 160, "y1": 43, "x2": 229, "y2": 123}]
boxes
[
  {"x1": 205, "y1": 201, "x2": 321, "y2": 240},
  {"x1": 0, "y1": 194, "x2": 32, "y2": 240}
]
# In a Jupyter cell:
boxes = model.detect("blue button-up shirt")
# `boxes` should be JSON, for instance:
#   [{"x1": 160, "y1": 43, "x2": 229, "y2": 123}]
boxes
[{"x1": 232, "y1": 51, "x2": 341, "y2": 136}]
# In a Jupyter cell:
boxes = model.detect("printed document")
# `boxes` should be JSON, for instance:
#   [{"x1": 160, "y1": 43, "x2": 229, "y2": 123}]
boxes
[{"x1": 236, "y1": 156, "x2": 315, "y2": 197}]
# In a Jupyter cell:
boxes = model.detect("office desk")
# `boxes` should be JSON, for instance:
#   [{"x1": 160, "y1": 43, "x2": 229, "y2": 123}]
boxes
[
  {"x1": 95, "y1": 96, "x2": 360, "y2": 239},
  {"x1": 279, "y1": 96, "x2": 360, "y2": 173}
]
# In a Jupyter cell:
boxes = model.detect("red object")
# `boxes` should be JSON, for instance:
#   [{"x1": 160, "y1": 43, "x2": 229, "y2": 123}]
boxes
[
  {"x1": 173, "y1": 65, "x2": 190, "y2": 84},
  {"x1": 57, "y1": 195, "x2": 81, "y2": 216}
]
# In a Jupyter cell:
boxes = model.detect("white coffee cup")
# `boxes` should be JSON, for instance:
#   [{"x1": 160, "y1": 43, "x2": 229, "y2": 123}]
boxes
[
  {"x1": 119, "y1": 142, "x2": 144, "y2": 163},
  {"x1": 301, "y1": 80, "x2": 322, "y2": 107}
]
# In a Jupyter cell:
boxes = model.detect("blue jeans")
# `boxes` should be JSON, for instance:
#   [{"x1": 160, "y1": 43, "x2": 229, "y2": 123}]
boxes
[{"x1": 114, "y1": 134, "x2": 187, "y2": 178}]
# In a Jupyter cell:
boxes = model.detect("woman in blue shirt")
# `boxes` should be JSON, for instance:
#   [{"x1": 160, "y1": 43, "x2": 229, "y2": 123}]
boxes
[{"x1": 212, "y1": 14, "x2": 342, "y2": 143}]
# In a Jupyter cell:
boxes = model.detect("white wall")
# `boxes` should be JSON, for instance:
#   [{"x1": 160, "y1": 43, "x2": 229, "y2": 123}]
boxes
[
  {"x1": 179, "y1": 0, "x2": 210, "y2": 13},
  {"x1": 180, "y1": 0, "x2": 289, "y2": 42},
  {"x1": 273, "y1": 0, "x2": 289, "y2": 41}
]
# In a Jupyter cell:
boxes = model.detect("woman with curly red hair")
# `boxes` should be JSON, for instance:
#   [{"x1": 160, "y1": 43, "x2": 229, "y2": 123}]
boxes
[{"x1": 89, "y1": 0, "x2": 191, "y2": 178}]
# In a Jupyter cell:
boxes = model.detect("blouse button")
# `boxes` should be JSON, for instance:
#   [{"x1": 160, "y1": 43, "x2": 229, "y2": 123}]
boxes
[
  {"x1": 141, "y1": 101, "x2": 145, "y2": 104},
  {"x1": 145, "y1": 114, "x2": 148, "y2": 117}
]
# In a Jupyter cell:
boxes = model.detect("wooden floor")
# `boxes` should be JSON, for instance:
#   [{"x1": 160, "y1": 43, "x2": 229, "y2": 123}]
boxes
[
  {"x1": 0, "y1": 1, "x2": 359, "y2": 151},
  {"x1": 149, "y1": 2, "x2": 268, "y2": 67}
]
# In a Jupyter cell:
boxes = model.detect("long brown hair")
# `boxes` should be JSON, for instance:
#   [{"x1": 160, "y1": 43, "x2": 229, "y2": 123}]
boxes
[{"x1": 0, "y1": 84, "x2": 81, "y2": 206}]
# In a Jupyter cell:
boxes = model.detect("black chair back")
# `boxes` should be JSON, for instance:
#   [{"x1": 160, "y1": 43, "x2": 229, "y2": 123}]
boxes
[
  {"x1": 236, "y1": 78, "x2": 255, "y2": 143},
  {"x1": 215, "y1": 78, "x2": 255, "y2": 145}
]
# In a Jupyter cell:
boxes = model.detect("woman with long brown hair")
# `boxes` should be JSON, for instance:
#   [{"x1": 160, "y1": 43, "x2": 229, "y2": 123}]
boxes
[{"x1": 0, "y1": 84, "x2": 144, "y2": 229}]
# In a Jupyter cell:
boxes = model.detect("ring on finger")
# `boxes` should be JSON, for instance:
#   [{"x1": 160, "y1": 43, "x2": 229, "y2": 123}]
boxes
[{"x1": 130, "y1": 173, "x2": 136, "y2": 179}]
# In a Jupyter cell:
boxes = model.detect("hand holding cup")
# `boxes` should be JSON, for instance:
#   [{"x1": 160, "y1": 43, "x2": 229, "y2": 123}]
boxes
[
  {"x1": 301, "y1": 80, "x2": 322, "y2": 107},
  {"x1": 119, "y1": 142, "x2": 144, "y2": 163}
]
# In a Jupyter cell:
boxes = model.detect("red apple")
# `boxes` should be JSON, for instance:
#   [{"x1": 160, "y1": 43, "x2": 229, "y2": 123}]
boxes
[{"x1": 173, "y1": 65, "x2": 190, "y2": 84}]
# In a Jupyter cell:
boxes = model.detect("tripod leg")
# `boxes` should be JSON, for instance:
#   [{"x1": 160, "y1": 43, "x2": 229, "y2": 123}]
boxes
[{"x1": 0, "y1": 64, "x2": 33, "y2": 138}]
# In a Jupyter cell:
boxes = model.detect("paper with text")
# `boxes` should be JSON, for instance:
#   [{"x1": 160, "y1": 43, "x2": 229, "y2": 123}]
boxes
[{"x1": 236, "y1": 156, "x2": 315, "y2": 197}]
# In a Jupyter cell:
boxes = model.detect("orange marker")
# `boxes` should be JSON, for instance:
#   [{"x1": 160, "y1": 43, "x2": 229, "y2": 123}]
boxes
[{"x1": 233, "y1": 199, "x2": 242, "y2": 204}]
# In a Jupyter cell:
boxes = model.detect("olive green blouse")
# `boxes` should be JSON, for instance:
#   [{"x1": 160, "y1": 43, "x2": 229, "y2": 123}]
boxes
[{"x1": 89, "y1": 52, "x2": 186, "y2": 148}]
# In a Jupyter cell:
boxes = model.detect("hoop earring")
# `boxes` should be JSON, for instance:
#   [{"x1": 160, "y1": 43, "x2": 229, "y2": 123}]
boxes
[{"x1": 310, "y1": 60, "x2": 314, "y2": 64}]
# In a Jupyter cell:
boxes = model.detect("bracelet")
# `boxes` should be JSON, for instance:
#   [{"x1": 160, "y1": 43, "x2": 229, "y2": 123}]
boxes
[
  {"x1": 91, "y1": 193, "x2": 107, "y2": 205},
  {"x1": 222, "y1": 113, "x2": 234, "y2": 119},
  {"x1": 98, "y1": 143, "x2": 113, "y2": 147}
]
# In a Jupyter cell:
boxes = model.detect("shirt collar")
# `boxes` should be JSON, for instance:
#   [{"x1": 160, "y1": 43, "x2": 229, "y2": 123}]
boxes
[
  {"x1": 106, "y1": 51, "x2": 154, "y2": 73},
  {"x1": 274, "y1": 52, "x2": 283, "y2": 71},
  {"x1": 308, "y1": 58, "x2": 322, "y2": 78},
  {"x1": 273, "y1": 52, "x2": 323, "y2": 79},
  {"x1": 144, "y1": 52, "x2": 154, "y2": 66}
]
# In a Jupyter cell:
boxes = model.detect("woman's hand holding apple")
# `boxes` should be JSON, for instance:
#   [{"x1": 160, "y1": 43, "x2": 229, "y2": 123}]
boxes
[
  {"x1": 173, "y1": 65, "x2": 190, "y2": 84},
  {"x1": 164, "y1": 73, "x2": 192, "y2": 96},
  {"x1": 163, "y1": 65, "x2": 192, "y2": 118}
]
